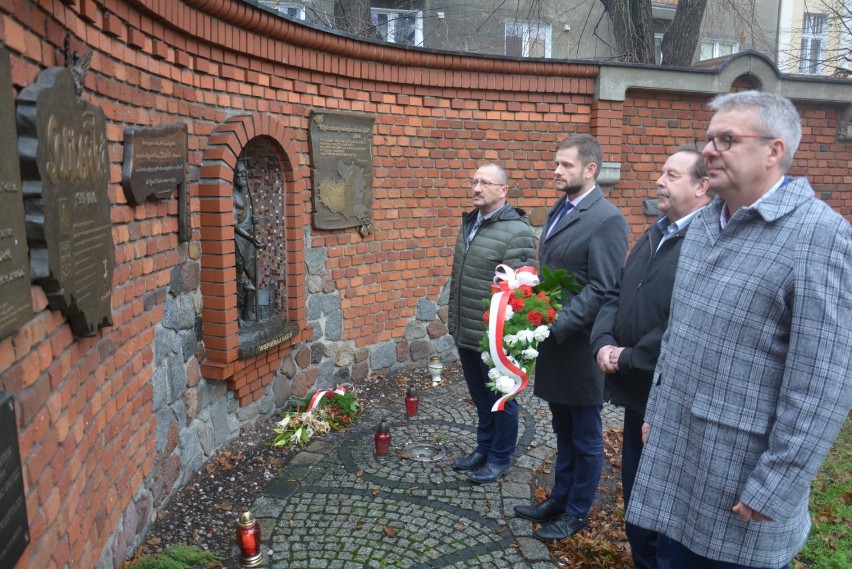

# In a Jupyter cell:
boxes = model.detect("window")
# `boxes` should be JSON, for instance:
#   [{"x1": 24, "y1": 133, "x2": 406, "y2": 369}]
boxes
[
  {"x1": 275, "y1": 2, "x2": 305, "y2": 20},
  {"x1": 371, "y1": 9, "x2": 423, "y2": 46},
  {"x1": 505, "y1": 23, "x2": 552, "y2": 58},
  {"x1": 655, "y1": 33, "x2": 664, "y2": 64},
  {"x1": 699, "y1": 40, "x2": 739, "y2": 60},
  {"x1": 843, "y1": 1, "x2": 852, "y2": 74},
  {"x1": 799, "y1": 13, "x2": 828, "y2": 74}
]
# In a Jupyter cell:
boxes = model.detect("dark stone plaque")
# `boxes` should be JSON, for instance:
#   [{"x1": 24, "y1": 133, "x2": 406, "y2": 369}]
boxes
[
  {"x1": 16, "y1": 65, "x2": 114, "y2": 337},
  {"x1": 238, "y1": 317, "x2": 299, "y2": 359},
  {"x1": 0, "y1": 392, "x2": 29, "y2": 569},
  {"x1": 121, "y1": 124, "x2": 187, "y2": 205},
  {"x1": 309, "y1": 112, "x2": 375, "y2": 232},
  {"x1": 0, "y1": 47, "x2": 33, "y2": 340}
]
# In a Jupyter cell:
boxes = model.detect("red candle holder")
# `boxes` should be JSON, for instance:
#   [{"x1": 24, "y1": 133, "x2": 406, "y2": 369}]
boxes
[
  {"x1": 236, "y1": 510, "x2": 263, "y2": 567},
  {"x1": 405, "y1": 385, "x2": 419, "y2": 417},
  {"x1": 374, "y1": 418, "x2": 391, "y2": 457}
]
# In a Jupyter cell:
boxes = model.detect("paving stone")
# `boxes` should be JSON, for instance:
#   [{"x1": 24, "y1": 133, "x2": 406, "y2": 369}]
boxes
[{"x1": 242, "y1": 376, "x2": 617, "y2": 568}]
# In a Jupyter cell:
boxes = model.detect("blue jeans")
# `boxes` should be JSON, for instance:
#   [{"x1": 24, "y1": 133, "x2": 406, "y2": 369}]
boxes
[
  {"x1": 548, "y1": 402, "x2": 603, "y2": 518},
  {"x1": 623, "y1": 408, "x2": 670, "y2": 569},
  {"x1": 668, "y1": 539, "x2": 789, "y2": 569},
  {"x1": 458, "y1": 348, "x2": 518, "y2": 464}
]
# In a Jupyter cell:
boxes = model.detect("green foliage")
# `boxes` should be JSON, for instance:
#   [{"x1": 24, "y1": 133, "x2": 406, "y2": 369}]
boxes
[
  {"x1": 537, "y1": 265, "x2": 584, "y2": 301},
  {"x1": 797, "y1": 417, "x2": 852, "y2": 568},
  {"x1": 127, "y1": 545, "x2": 223, "y2": 569},
  {"x1": 326, "y1": 391, "x2": 360, "y2": 417}
]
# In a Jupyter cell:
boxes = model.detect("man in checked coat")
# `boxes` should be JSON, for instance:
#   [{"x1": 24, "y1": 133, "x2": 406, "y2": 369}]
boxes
[
  {"x1": 627, "y1": 91, "x2": 851, "y2": 568},
  {"x1": 514, "y1": 134, "x2": 628, "y2": 541}
]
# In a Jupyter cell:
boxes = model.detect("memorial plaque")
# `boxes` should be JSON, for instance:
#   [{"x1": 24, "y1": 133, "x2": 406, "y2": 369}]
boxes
[
  {"x1": 0, "y1": 47, "x2": 33, "y2": 340},
  {"x1": 0, "y1": 392, "x2": 29, "y2": 569},
  {"x1": 309, "y1": 112, "x2": 375, "y2": 231},
  {"x1": 121, "y1": 123, "x2": 187, "y2": 205},
  {"x1": 16, "y1": 64, "x2": 114, "y2": 337}
]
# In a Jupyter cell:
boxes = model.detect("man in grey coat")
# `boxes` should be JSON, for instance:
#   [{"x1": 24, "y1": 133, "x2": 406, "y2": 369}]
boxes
[
  {"x1": 514, "y1": 134, "x2": 628, "y2": 541},
  {"x1": 447, "y1": 163, "x2": 536, "y2": 484},
  {"x1": 628, "y1": 92, "x2": 851, "y2": 568}
]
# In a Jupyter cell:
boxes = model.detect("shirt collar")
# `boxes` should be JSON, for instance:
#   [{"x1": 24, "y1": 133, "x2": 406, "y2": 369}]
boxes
[
  {"x1": 657, "y1": 208, "x2": 702, "y2": 235},
  {"x1": 720, "y1": 176, "x2": 785, "y2": 229},
  {"x1": 567, "y1": 186, "x2": 596, "y2": 208}
]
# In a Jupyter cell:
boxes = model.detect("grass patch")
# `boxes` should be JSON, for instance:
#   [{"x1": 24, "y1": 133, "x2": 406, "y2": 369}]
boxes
[
  {"x1": 126, "y1": 545, "x2": 223, "y2": 569},
  {"x1": 796, "y1": 416, "x2": 851, "y2": 569}
]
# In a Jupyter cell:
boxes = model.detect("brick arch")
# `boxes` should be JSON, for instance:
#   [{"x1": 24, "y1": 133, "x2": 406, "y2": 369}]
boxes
[{"x1": 198, "y1": 113, "x2": 311, "y2": 403}]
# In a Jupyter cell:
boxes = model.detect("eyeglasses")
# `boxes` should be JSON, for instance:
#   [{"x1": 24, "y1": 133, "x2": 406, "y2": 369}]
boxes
[
  {"x1": 698, "y1": 134, "x2": 775, "y2": 152},
  {"x1": 470, "y1": 180, "x2": 504, "y2": 188}
]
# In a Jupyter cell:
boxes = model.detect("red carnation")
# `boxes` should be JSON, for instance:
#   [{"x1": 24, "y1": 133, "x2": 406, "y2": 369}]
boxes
[
  {"x1": 483, "y1": 311, "x2": 490, "y2": 323},
  {"x1": 537, "y1": 291, "x2": 547, "y2": 299},
  {"x1": 547, "y1": 308, "x2": 557, "y2": 322},
  {"x1": 527, "y1": 311, "x2": 543, "y2": 326},
  {"x1": 509, "y1": 296, "x2": 526, "y2": 311},
  {"x1": 519, "y1": 285, "x2": 534, "y2": 298}
]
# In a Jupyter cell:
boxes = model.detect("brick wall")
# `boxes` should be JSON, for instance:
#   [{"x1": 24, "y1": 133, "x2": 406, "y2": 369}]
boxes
[{"x1": 0, "y1": 1, "x2": 849, "y2": 568}]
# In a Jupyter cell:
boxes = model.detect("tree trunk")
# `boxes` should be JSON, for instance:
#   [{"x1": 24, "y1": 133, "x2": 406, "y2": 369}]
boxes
[
  {"x1": 599, "y1": 0, "x2": 655, "y2": 63},
  {"x1": 661, "y1": 0, "x2": 709, "y2": 66},
  {"x1": 334, "y1": 0, "x2": 380, "y2": 39}
]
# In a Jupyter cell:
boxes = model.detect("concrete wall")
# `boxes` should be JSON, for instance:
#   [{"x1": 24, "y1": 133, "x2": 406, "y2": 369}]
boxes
[{"x1": 0, "y1": 1, "x2": 849, "y2": 568}]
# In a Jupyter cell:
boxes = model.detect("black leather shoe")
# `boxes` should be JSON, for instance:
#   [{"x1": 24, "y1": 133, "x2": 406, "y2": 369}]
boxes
[
  {"x1": 514, "y1": 498, "x2": 565, "y2": 523},
  {"x1": 533, "y1": 513, "x2": 589, "y2": 541},
  {"x1": 452, "y1": 451, "x2": 487, "y2": 471},
  {"x1": 467, "y1": 462, "x2": 511, "y2": 484}
]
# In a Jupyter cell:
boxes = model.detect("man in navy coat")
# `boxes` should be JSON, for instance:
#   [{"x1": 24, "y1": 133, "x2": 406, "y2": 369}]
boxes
[
  {"x1": 514, "y1": 134, "x2": 628, "y2": 541},
  {"x1": 591, "y1": 147, "x2": 710, "y2": 568}
]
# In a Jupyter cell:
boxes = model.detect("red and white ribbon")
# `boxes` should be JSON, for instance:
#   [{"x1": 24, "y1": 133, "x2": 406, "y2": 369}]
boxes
[
  {"x1": 488, "y1": 265, "x2": 538, "y2": 411},
  {"x1": 306, "y1": 384, "x2": 351, "y2": 412}
]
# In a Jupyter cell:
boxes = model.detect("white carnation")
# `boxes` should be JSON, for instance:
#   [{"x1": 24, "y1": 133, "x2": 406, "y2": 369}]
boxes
[
  {"x1": 516, "y1": 329, "x2": 534, "y2": 344},
  {"x1": 488, "y1": 367, "x2": 502, "y2": 380},
  {"x1": 533, "y1": 325, "x2": 550, "y2": 342},
  {"x1": 522, "y1": 347, "x2": 539, "y2": 360},
  {"x1": 495, "y1": 375, "x2": 516, "y2": 394},
  {"x1": 504, "y1": 305, "x2": 514, "y2": 321},
  {"x1": 503, "y1": 334, "x2": 519, "y2": 347},
  {"x1": 481, "y1": 351, "x2": 493, "y2": 366}
]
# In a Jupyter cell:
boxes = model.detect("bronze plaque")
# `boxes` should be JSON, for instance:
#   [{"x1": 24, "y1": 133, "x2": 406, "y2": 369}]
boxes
[
  {"x1": 0, "y1": 48, "x2": 33, "y2": 340},
  {"x1": 121, "y1": 123, "x2": 187, "y2": 205},
  {"x1": 309, "y1": 112, "x2": 374, "y2": 230},
  {"x1": 0, "y1": 392, "x2": 29, "y2": 569},
  {"x1": 16, "y1": 66, "x2": 114, "y2": 337}
]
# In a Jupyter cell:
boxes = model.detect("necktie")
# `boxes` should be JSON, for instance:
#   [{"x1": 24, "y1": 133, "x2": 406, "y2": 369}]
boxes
[
  {"x1": 546, "y1": 200, "x2": 574, "y2": 239},
  {"x1": 466, "y1": 216, "x2": 483, "y2": 249}
]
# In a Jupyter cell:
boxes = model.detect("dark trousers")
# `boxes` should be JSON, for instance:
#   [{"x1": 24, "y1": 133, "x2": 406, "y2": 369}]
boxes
[
  {"x1": 668, "y1": 539, "x2": 789, "y2": 569},
  {"x1": 548, "y1": 402, "x2": 603, "y2": 518},
  {"x1": 623, "y1": 408, "x2": 669, "y2": 569},
  {"x1": 458, "y1": 348, "x2": 518, "y2": 464}
]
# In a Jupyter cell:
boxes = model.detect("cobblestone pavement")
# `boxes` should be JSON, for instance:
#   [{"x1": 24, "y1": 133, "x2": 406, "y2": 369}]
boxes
[{"x1": 238, "y1": 379, "x2": 623, "y2": 568}]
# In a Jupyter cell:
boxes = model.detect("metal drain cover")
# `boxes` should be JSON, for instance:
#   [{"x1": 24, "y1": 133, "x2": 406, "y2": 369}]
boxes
[{"x1": 402, "y1": 443, "x2": 446, "y2": 462}]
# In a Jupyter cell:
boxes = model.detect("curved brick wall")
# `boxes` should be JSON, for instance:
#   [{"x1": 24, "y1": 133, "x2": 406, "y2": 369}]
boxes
[{"x1": 0, "y1": 1, "x2": 849, "y2": 567}]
